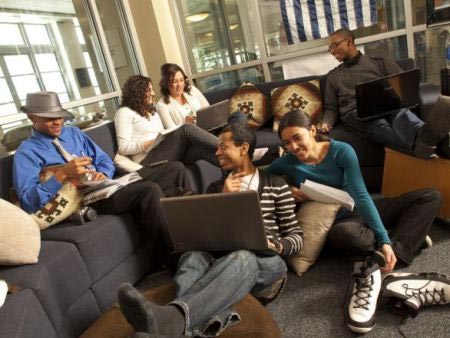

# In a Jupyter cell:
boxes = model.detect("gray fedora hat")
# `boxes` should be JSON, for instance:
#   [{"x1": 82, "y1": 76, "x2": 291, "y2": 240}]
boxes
[{"x1": 20, "y1": 92, "x2": 74, "y2": 119}]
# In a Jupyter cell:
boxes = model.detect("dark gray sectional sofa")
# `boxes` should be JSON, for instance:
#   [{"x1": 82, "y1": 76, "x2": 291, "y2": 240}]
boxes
[{"x1": 0, "y1": 58, "x2": 440, "y2": 338}]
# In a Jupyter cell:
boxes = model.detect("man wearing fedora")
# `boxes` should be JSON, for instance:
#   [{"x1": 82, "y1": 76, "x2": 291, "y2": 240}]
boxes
[{"x1": 13, "y1": 91, "x2": 173, "y2": 260}]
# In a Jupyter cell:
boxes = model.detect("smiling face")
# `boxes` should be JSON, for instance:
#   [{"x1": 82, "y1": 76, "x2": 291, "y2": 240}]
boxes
[
  {"x1": 280, "y1": 126, "x2": 317, "y2": 162},
  {"x1": 216, "y1": 131, "x2": 248, "y2": 171},
  {"x1": 169, "y1": 71, "x2": 186, "y2": 98},
  {"x1": 29, "y1": 115, "x2": 64, "y2": 137}
]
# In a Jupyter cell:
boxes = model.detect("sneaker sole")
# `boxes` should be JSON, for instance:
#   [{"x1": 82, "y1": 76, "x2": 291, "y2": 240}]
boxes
[{"x1": 347, "y1": 323, "x2": 375, "y2": 334}]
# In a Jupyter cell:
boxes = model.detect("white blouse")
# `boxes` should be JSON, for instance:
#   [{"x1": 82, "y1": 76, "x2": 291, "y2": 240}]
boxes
[{"x1": 114, "y1": 106, "x2": 164, "y2": 164}]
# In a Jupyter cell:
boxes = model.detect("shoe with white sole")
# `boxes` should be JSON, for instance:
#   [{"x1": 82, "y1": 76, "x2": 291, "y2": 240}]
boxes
[
  {"x1": 383, "y1": 272, "x2": 449, "y2": 318},
  {"x1": 345, "y1": 259, "x2": 383, "y2": 334}
]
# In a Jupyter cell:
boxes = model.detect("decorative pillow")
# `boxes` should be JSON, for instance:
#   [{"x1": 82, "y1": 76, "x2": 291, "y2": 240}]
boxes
[
  {"x1": 287, "y1": 201, "x2": 340, "y2": 276},
  {"x1": 0, "y1": 198, "x2": 40, "y2": 265},
  {"x1": 30, "y1": 165, "x2": 83, "y2": 230},
  {"x1": 271, "y1": 80, "x2": 322, "y2": 132},
  {"x1": 229, "y1": 83, "x2": 270, "y2": 129}
]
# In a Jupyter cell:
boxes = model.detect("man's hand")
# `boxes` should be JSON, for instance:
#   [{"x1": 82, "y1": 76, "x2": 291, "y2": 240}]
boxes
[
  {"x1": 54, "y1": 157, "x2": 95, "y2": 185},
  {"x1": 185, "y1": 115, "x2": 196, "y2": 124},
  {"x1": 380, "y1": 244, "x2": 397, "y2": 273},
  {"x1": 90, "y1": 172, "x2": 107, "y2": 181},
  {"x1": 222, "y1": 172, "x2": 246, "y2": 193},
  {"x1": 290, "y1": 186, "x2": 311, "y2": 203},
  {"x1": 267, "y1": 239, "x2": 283, "y2": 254},
  {"x1": 317, "y1": 121, "x2": 332, "y2": 134}
]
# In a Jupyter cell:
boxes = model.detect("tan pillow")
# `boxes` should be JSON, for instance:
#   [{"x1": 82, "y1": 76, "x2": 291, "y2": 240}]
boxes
[
  {"x1": 287, "y1": 201, "x2": 340, "y2": 276},
  {"x1": 0, "y1": 198, "x2": 40, "y2": 265},
  {"x1": 229, "y1": 83, "x2": 270, "y2": 129},
  {"x1": 271, "y1": 80, "x2": 322, "y2": 132},
  {"x1": 30, "y1": 165, "x2": 83, "y2": 230}
]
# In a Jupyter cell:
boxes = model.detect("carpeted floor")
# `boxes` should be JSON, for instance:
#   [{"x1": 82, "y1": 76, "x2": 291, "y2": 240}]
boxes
[{"x1": 138, "y1": 220, "x2": 450, "y2": 338}]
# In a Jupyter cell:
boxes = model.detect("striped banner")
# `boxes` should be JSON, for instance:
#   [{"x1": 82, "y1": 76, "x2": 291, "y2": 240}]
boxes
[{"x1": 280, "y1": 0, "x2": 378, "y2": 44}]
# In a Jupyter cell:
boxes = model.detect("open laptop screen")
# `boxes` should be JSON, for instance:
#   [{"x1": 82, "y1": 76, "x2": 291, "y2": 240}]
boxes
[{"x1": 355, "y1": 69, "x2": 420, "y2": 121}]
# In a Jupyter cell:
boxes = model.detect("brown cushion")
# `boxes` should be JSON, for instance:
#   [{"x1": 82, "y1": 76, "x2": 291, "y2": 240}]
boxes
[
  {"x1": 271, "y1": 80, "x2": 322, "y2": 132},
  {"x1": 81, "y1": 283, "x2": 281, "y2": 338},
  {"x1": 229, "y1": 83, "x2": 270, "y2": 130}
]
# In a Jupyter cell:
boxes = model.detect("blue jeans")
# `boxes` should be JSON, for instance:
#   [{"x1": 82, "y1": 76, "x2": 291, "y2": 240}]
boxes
[
  {"x1": 343, "y1": 108, "x2": 424, "y2": 152},
  {"x1": 170, "y1": 250, "x2": 286, "y2": 337}
]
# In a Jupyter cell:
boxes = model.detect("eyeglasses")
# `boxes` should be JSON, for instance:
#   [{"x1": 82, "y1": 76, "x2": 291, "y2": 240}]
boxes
[{"x1": 328, "y1": 39, "x2": 348, "y2": 52}]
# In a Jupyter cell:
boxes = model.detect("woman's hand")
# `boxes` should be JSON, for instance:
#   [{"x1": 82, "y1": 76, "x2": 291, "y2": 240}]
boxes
[
  {"x1": 290, "y1": 186, "x2": 311, "y2": 203},
  {"x1": 380, "y1": 244, "x2": 397, "y2": 273},
  {"x1": 185, "y1": 115, "x2": 196, "y2": 124}
]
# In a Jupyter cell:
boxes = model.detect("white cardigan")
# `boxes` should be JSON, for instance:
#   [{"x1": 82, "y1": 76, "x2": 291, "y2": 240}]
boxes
[
  {"x1": 114, "y1": 106, "x2": 164, "y2": 165},
  {"x1": 156, "y1": 85, "x2": 209, "y2": 129}
]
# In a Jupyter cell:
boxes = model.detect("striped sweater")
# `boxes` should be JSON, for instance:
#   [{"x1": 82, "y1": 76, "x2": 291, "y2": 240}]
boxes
[{"x1": 207, "y1": 169, "x2": 303, "y2": 256}]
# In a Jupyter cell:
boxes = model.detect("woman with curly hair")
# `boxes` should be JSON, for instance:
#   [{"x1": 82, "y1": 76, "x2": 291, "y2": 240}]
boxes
[
  {"x1": 114, "y1": 75, "x2": 219, "y2": 196},
  {"x1": 156, "y1": 63, "x2": 209, "y2": 129}
]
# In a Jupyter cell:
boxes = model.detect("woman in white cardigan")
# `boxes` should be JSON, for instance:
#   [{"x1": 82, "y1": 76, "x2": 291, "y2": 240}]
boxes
[
  {"x1": 114, "y1": 75, "x2": 219, "y2": 196},
  {"x1": 156, "y1": 63, "x2": 210, "y2": 129}
]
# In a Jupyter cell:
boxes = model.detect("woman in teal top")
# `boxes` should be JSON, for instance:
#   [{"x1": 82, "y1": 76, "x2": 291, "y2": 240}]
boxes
[{"x1": 267, "y1": 110, "x2": 441, "y2": 271}]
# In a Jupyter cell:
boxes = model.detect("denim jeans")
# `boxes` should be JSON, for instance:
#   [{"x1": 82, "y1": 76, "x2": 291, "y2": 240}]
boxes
[
  {"x1": 343, "y1": 108, "x2": 424, "y2": 153},
  {"x1": 170, "y1": 250, "x2": 287, "y2": 337},
  {"x1": 141, "y1": 123, "x2": 219, "y2": 167}
]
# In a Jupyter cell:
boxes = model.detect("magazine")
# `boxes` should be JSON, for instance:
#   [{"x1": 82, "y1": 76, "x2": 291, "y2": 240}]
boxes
[
  {"x1": 299, "y1": 179, "x2": 355, "y2": 211},
  {"x1": 148, "y1": 124, "x2": 182, "y2": 151},
  {"x1": 82, "y1": 172, "x2": 142, "y2": 205}
]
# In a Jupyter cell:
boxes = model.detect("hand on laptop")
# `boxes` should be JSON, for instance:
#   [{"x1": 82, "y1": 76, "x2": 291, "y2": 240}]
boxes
[
  {"x1": 223, "y1": 172, "x2": 246, "y2": 192},
  {"x1": 290, "y1": 186, "x2": 311, "y2": 203},
  {"x1": 267, "y1": 239, "x2": 283, "y2": 254},
  {"x1": 316, "y1": 121, "x2": 332, "y2": 134}
]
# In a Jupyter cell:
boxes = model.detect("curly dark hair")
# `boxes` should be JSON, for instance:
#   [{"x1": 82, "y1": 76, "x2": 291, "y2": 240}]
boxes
[
  {"x1": 159, "y1": 63, "x2": 191, "y2": 104},
  {"x1": 120, "y1": 75, "x2": 153, "y2": 118}
]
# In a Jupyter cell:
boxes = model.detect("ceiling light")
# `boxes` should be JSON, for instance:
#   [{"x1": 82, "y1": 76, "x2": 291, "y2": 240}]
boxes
[
  {"x1": 185, "y1": 11, "x2": 210, "y2": 23},
  {"x1": 229, "y1": 24, "x2": 239, "y2": 30}
]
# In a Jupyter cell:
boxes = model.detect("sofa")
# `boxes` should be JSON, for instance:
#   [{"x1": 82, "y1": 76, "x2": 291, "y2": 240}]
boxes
[
  {"x1": 203, "y1": 58, "x2": 441, "y2": 192},
  {"x1": 0, "y1": 122, "x2": 222, "y2": 338}
]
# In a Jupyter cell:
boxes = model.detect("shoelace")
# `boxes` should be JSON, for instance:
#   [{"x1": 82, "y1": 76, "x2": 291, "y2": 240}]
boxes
[
  {"x1": 402, "y1": 281, "x2": 447, "y2": 306},
  {"x1": 352, "y1": 274, "x2": 374, "y2": 310}
]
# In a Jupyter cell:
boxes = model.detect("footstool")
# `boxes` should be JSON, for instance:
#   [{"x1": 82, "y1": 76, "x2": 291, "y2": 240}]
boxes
[{"x1": 80, "y1": 283, "x2": 281, "y2": 338}]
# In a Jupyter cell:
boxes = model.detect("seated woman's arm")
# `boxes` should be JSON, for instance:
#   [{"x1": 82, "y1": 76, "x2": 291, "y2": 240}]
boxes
[
  {"x1": 156, "y1": 101, "x2": 178, "y2": 130},
  {"x1": 191, "y1": 84, "x2": 209, "y2": 108}
]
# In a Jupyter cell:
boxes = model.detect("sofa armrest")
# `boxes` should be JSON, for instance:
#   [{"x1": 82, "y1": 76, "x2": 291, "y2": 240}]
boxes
[{"x1": 419, "y1": 82, "x2": 441, "y2": 121}]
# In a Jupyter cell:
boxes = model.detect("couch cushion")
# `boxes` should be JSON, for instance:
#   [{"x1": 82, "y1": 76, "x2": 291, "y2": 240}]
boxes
[
  {"x1": 84, "y1": 121, "x2": 117, "y2": 159},
  {"x1": 41, "y1": 214, "x2": 144, "y2": 282},
  {"x1": 0, "y1": 154, "x2": 14, "y2": 201},
  {"x1": 0, "y1": 198, "x2": 40, "y2": 265},
  {"x1": 0, "y1": 289, "x2": 56, "y2": 338},
  {"x1": 0, "y1": 241, "x2": 92, "y2": 332}
]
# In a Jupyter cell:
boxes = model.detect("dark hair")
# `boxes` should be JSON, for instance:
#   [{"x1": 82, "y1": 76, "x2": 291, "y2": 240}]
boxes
[
  {"x1": 159, "y1": 63, "x2": 191, "y2": 104},
  {"x1": 121, "y1": 75, "x2": 153, "y2": 118},
  {"x1": 278, "y1": 110, "x2": 329, "y2": 142},
  {"x1": 219, "y1": 123, "x2": 256, "y2": 159},
  {"x1": 331, "y1": 28, "x2": 355, "y2": 43}
]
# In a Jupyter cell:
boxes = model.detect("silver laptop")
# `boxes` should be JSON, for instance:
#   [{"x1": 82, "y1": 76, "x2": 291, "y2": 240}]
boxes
[
  {"x1": 196, "y1": 99, "x2": 230, "y2": 131},
  {"x1": 355, "y1": 69, "x2": 420, "y2": 121},
  {"x1": 160, "y1": 190, "x2": 273, "y2": 253}
]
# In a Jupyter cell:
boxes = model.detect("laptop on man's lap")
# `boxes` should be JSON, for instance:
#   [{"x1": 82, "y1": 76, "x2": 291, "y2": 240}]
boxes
[{"x1": 160, "y1": 190, "x2": 274, "y2": 254}]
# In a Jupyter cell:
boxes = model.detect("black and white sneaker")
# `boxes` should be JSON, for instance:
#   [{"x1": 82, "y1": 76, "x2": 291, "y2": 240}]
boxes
[
  {"x1": 383, "y1": 272, "x2": 449, "y2": 317},
  {"x1": 345, "y1": 260, "x2": 383, "y2": 334}
]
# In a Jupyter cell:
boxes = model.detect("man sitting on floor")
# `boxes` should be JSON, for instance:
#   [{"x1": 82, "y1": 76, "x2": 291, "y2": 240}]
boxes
[
  {"x1": 117, "y1": 123, "x2": 303, "y2": 337},
  {"x1": 13, "y1": 91, "x2": 173, "y2": 260}
]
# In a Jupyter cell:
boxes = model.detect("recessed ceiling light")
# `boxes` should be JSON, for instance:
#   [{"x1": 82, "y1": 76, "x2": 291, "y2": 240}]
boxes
[{"x1": 185, "y1": 11, "x2": 210, "y2": 23}]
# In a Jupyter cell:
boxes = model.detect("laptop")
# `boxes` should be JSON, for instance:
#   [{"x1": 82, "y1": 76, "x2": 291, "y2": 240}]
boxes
[
  {"x1": 355, "y1": 69, "x2": 420, "y2": 121},
  {"x1": 196, "y1": 99, "x2": 230, "y2": 131},
  {"x1": 160, "y1": 190, "x2": 274, "y2": 253}
]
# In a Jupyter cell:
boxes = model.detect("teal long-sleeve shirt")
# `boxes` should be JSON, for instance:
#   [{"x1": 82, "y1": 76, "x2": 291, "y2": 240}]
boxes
[{"x1": 267, "y1": 140, "x2": 391, "y2": 245}]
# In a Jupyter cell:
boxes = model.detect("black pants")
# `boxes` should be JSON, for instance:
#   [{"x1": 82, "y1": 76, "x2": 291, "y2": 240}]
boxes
[
  {"x1": 92, "y1": 179, "x2": 173, "y2": 260},
  {"x1": 137, "y1": 161, "x2": 190, "y2": 197},
  {"x1": 141, "y1": 123, "x2": 218, "y2": 167},
  {"x1": 328, "y1": 188, "x2": 442, "y2": 265}
]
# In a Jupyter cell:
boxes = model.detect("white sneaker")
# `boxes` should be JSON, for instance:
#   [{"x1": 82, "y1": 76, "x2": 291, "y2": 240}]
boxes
[
  {"x1": 345, "y1": 262, "x2": 382, "y2": 334},
  {"x1": 0, "y1": 280, "x2": 7, "y2": 308},
  {"x1": 252, "y1": 147, "x2": 268, "y2": 162}
]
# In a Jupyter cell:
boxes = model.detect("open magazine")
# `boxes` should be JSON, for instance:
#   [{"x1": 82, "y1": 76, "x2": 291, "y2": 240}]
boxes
[
  {"x1": 148, "y1": 124, "x2": 182, "y2": 151},
  {"x1": 81, "y1": 172, "x2": 142, "y2": 205},
  {"x1": 300, "y1": 179, "x2": 355, "y2": 211}
]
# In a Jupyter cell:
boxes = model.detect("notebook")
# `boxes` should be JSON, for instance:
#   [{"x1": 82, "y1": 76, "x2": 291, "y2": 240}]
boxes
[
  {"x1": 160, "y1": 190, "x2": 274, "y2": 254},
  {"x1": 355, "y1": 69, "x2": 420, "y2": 121},
  {"x1": 196, "y1": 99, "x2": 230, "y2": 131}
]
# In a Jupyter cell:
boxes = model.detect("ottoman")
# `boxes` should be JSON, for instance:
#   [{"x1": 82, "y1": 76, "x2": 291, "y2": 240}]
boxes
[{"x1": 81, "y1": 283, "x2": 281, "y2": 338}]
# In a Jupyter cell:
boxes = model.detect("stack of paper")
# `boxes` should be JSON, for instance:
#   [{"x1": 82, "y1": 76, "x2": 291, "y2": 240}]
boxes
[{"x1": 300, "y1": 180, "x2": 355, "y2": 211}]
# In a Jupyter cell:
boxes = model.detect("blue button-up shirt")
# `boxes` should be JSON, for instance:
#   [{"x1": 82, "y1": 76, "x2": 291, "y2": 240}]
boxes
[{"x1": 13, "y1": 126, "x2": 115, "y2": 213}]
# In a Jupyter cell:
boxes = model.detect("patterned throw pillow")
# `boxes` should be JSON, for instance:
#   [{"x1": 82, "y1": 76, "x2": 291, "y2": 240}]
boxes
[
  {"x1": 271, "y1": 80, "x2": 322, "y2": 132},
  {"x1": 30, "y1": 165, "x2": 83, "y2": 230},
  {"x1": 229, "y1": 83, "x2": 270, "y2": 129}
]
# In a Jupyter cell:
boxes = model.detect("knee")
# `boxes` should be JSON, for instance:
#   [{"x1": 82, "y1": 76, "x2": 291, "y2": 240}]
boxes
[
  {"x1": 231, "y1": 250, "x2": 258, "y2": 273},
  {"x1": 419, "y1": 188, "x2": 443, "y2": 207},
  {"x1": 138, "y1": 181, "x2": 164, "y2": 198},
  {"x1": 328, "y1": 224, "x2": 374, "y2": 254},
  {"x1": 165, "y1": 161, "x2": 186, "y2": 173},
  {"x1": 178, "y1": 251, "x2": 212, "y2": 268}
]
